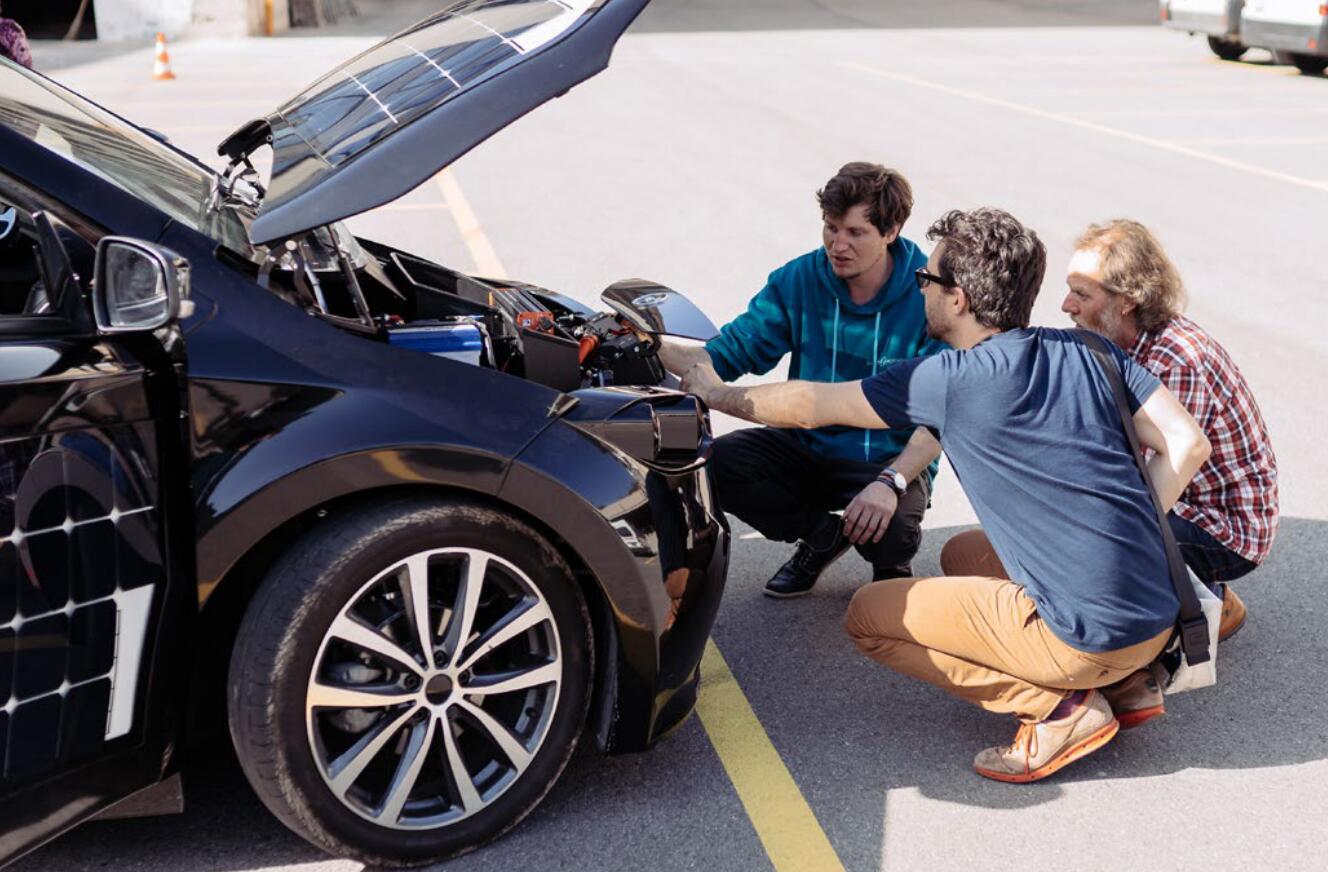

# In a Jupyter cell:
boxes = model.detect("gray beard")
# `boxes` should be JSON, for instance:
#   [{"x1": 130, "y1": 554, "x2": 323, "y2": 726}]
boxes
[{"x1": 1084, "y1": 307, "x2": 1126, "y2": 347}]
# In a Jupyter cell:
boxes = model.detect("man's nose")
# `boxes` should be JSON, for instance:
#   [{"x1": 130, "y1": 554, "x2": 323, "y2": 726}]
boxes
[{"x1": 1060, "y1": 295, "x2": 1074, "y2": 314}]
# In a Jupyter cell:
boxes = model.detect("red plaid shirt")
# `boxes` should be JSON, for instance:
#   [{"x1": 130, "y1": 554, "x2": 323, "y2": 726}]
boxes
[{"x1": 1131, "y1": 316, "x2": 1278, "y2": 563}]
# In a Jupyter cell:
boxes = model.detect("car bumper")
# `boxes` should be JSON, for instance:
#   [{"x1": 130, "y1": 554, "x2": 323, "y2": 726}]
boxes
[
  {"x1": 1241, "y1": 17, "x2": 1328, "y2": 53},
  {"x1": 1163, "y1": 9, "x2": 1234, "y2": 37},
  {"x1": 501, "y1": 413, "x2": 730, "y2": 754}
]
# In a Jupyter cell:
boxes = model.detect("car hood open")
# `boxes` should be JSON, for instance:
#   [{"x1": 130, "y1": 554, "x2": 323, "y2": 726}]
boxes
[{"x1": 218, "y1": 0, "x2": 648, "y2": 246}]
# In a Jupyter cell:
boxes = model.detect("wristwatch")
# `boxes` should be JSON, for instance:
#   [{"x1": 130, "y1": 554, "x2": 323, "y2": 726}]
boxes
[{"x1": 877, "y1": 466, "x2": 908, "y2": 496}]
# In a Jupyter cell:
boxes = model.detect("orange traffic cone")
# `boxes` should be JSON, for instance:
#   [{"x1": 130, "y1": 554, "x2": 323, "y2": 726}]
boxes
[{"x1": 152, "y1": 33, "x2": 175, "y2": 81}]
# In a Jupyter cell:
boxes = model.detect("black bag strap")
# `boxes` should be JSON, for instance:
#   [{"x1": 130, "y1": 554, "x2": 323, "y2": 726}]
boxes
[{"x1": 1074, "y1": 329, "x2": 1211, "y2": 665}]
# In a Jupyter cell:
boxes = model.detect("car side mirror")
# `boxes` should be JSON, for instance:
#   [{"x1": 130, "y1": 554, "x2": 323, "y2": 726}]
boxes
[{"x1": 92, "y1": 237, "x2": 194, "y2": 333}]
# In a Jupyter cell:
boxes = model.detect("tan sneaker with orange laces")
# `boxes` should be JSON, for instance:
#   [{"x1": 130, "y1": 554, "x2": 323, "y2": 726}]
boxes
[
  {"x1": 1219, "y1": 585, "x2": 1247, "y2": 642},
  {"x1": 973, "y1": 690, "x2": 1119, "y2": 783},
  {"x1": 1100, "y1": 669, "x2": 1165, "y2": 730}
]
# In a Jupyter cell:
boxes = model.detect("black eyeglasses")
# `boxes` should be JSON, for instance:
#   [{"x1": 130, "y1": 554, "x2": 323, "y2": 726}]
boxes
[{"x1": 914, "y1": 268, "x2": 953, "y2": 290}]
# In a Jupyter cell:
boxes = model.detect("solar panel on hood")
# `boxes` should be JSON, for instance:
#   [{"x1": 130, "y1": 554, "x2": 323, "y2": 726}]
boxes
[
  {"x1": 273, "y1": 0, "x2": 596, "y2": 173},
  {"x1": 232, "y1": 0, "x2": 648, "y2": 244}
]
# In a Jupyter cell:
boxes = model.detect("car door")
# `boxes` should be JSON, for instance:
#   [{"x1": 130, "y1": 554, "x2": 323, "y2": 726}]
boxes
[{"x1": 0, "y1": 192, "x2": 189, "y2": 865}]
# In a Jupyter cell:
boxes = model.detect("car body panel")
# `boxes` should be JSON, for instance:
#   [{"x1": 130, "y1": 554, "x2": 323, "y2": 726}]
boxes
[
  {"x1": 1161, "y1": 0, "x2": 1244, "y2": 38},
  {"x1": 502, "y1": 420, "x2": 728, "y2": 750},
  {"x1": 1241, "y1": 0, "x2": 1328, "y2": 55},
  {"x1": 0, "y1": 330, "x2": 194, "y2": 864},
  {"x1": 601, "y1": 279, "x2": 722, "y2": 342}
]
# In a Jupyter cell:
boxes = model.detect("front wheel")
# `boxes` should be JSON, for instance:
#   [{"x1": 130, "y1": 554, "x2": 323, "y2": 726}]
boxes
[
  {"x1": 1290, "y1": 53, "x2": 1328, "y2": 75},
  {"x1": 1206, "y1": 36, "x2": 1247, "y2": 61},
  {"x1": 228, "y1": 496, "x2": 592, "y2": 867}
]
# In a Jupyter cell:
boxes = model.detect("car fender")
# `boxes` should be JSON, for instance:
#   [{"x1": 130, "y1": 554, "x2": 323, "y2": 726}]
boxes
[{"x1": 195, "y1": 443, "x2": 513, "y2": 605}]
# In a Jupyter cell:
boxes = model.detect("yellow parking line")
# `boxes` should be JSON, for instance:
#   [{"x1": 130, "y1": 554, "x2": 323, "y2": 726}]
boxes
[
  {"x1": 1204, "y1": 56, "x2": 1300, "y2": 76},
  {"x1": 697, "y1": 640, "x2": 847, "y2": 872},
  {"x1": 435, "y1": 168, "x2": 506, "y2": 277},
  {"x1": 436, "y1": 167, "x2": 843, "y2": 871},
  {"x1": 841, "y1": 61, "x2": 1328, "y2": 195}
]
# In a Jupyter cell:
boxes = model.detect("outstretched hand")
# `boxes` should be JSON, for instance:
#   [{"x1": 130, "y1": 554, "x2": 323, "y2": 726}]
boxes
[
  {"x1": 680, "y1": 362, "x2": 723, "y2": 403},
  {"x1": 843, "y1": 481, "x2": 897, "y2": 545}
]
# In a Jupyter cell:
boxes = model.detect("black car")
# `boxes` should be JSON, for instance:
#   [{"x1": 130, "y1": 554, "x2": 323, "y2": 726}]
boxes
[{"x1": 0, "y1": 0, "x2": 730, "y2": 866}]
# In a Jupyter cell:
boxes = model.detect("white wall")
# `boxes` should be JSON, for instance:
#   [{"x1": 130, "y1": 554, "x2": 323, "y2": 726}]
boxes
[
  {"x1": 94, "y1": 0, "x2": 194, "y2": 41},
  {"x1": 93, "y1": 0, "x2": 290, "y2": 40}
]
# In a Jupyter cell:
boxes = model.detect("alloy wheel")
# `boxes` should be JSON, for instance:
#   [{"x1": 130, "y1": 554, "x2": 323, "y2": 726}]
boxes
[{"x1": 305, "y1": 547, "x2": 563, "y2": 830}]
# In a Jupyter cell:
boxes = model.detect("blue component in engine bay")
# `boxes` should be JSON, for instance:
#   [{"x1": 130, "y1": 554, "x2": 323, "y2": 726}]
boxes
[{"x1": 387, "y1": 319, "x2": 486, "y2": 365}]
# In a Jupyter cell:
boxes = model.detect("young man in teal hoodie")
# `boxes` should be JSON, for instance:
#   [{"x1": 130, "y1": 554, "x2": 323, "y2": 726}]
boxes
[{"x1": 660, "y1": 163, "x2": 945, "y2": 597}]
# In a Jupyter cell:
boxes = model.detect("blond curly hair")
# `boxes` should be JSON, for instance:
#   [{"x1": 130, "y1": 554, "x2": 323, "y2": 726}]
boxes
[{"x1": 1075, "y1": 220, "x2": 1186, "y2": 333}]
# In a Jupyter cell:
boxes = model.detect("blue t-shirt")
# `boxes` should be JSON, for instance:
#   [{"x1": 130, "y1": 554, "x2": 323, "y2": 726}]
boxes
[{"x1": 860, "y1": 327, "x2": 1179, "y2": 652}]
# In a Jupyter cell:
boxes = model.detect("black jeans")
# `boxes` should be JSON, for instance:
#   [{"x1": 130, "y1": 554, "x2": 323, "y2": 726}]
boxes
[
  {"x1": 710, "y1": 427, "x2": 930, "y2": 579},
  {"x1": 1167, "y1": 512, "x2": 1258, "y2": 590}
]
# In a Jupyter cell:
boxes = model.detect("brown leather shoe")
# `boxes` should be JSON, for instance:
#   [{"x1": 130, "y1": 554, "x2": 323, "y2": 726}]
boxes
[
  {"x1": 1219, "y1": 585, "x2": 1247, "y2": 642},
  {"x1": 1100, "y1": 669, "x2": 1165, "y2": 730},
  {"x1": 973, "y1": 690, "x2": 1119, "y2": 783}
]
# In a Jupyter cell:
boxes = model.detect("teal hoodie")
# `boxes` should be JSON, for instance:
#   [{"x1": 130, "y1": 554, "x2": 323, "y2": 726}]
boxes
[{"x1": 705, "y1": 238, "x2": 944, "y2": 470}]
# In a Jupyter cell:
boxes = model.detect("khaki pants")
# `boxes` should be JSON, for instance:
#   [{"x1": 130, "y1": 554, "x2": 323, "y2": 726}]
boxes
[{"x1": 842, "y1": 530, "x2": 1171, "y2": 722}]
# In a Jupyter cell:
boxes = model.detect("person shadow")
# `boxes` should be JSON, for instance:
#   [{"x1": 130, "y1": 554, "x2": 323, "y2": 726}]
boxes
[{"x1": 707, "y1": 516, "x2": 1327, "y2": 870}]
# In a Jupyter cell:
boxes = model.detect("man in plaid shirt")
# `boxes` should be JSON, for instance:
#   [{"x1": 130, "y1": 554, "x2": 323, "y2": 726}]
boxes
[{"x1": 1060, "y1": 219, "x2": 1278, "y2": 643}]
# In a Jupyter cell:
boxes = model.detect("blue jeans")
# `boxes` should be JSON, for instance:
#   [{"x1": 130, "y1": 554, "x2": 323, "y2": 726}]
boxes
[{"x1": 1167, "y1": 512, "x2": 1258, "y2": 590}]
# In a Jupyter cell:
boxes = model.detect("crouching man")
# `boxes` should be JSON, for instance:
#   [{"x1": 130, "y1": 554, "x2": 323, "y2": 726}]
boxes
[
  {"x1": 659, "y1": 163, "x2": 944, "y2": 598},
  {"x1": 1062, "y1": 220, "x2": 1278, "y2": 636},
  {"x1": 678, "y1": 208, "x2": 1211, "y2": 782}
]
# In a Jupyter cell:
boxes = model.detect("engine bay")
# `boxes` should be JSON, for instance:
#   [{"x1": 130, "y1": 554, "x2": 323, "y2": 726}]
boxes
[{"x1": 243, "y1": 226, "x2": 666, "y2": 393}]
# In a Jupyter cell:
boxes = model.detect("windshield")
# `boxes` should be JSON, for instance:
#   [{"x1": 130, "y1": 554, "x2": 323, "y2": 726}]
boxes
[{"x1": 0, "y1": 61, "x2": 254, "y2": 257}]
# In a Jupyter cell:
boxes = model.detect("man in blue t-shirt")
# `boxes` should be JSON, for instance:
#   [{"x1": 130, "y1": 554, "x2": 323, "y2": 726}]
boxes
[
  {"x1": 659, "y1": 163, "x2": 945, "y2": 599},
  {"x1": 677, "y1": 208, "x2": 1211, "y2": 783}
]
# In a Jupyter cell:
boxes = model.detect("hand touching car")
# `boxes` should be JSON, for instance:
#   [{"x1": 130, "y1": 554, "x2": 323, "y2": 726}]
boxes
[{"x1": 680, "y1": 361, "x2": 724, "y2": 403}]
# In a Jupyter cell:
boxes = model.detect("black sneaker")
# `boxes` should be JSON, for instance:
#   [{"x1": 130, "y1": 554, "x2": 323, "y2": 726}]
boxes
[{"x1": 763, "y1": 528, "x2": 851, "y2": 598}]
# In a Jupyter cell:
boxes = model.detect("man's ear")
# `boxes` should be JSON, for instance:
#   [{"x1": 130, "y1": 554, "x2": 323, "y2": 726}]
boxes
[
  {"x1": 951, "y1": 285, "x2": 970, "y2": 315},
  {"x1": 884, "y1": 224, "x2": 901, "y2": 244},
  {"x1": 1119, "y1": 297, "x2": 1138, "y2": 317}
]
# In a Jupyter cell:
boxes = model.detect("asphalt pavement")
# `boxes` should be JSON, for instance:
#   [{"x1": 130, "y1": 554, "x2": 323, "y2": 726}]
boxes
[{"x1": 13, "y1": 1, "x2": 1328, "y2": 870}]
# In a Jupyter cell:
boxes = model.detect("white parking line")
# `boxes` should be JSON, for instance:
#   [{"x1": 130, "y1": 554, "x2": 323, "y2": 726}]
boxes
[
  {"x1": 1170, "y1": 135, "x2": 1328, "y2": 146},
  {"x1": 841, "y1": 61, "x2": 1328, "y2": 195},
  {"x1": 1095, "y1": 107, "x2": 1328, "y2": 117}
]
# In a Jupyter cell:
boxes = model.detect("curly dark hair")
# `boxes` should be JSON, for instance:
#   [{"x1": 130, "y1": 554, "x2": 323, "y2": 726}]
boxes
[
  {"x1": 926, "y1": 208, "x2": 1046, "y2": 330},
  {"x1": 815, "y1": 162, "x2": 913, "y2": 236}
]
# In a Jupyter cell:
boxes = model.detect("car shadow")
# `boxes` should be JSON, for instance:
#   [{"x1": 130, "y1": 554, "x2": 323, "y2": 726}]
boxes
[
  {"x1": 14, "y1": 517, "x2": 1320, "y2": 871},
  {"x1": 634, "y1": 0, "x2": 1160, "y2": 33}
]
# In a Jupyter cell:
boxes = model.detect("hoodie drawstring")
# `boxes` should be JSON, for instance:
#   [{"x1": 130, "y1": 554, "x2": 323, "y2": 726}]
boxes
[
  {"x1": 866, "y1": 311, "x2": 880, "y2": 460},
  {"x1": 830, "y1": 300, "x2": 840, "y2": 383}
]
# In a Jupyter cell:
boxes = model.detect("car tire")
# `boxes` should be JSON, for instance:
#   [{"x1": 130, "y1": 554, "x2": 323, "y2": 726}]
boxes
[
  {"x1": 1290, "y1": 53, "x2": 1328, "y2": 75},
  {"x1": 1206, "y1": 36, "x2": 1247, "y2": 61},
  {"x1": 227, "y1": 495, "x2": 592, "y2": 867}
]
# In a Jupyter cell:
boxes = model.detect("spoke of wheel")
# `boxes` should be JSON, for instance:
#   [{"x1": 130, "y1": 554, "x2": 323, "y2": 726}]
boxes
[
  {"x1": 328, "y1": 705, "x2": 420, "y2": 795},
  {"x1": 457, "y1": 598, "x2": 552, "y2": 672},
  {"x1": 464, "y1": 660, "x2": 560, "y2": 697},
  {"x1": 456, "y1": 699, "x2": 532, "y2": 770},
  {"x1": 445, "y1": 552, "x2": 489, "y2": 668},
  {"x1": 439, "y1": 708, "x2": 483, "y2": 815},
  {"x1": 309, "y1": 680, "x2": 416, "y2": 710},
  {"x1": 329, "y1": 613, "x2": 422, "y2": 675},
  {"x1": 378, "y1": 715, "x2": 438, "y2": 825},
  {"x1": 399, "y1": 553, "x2": 436, "y2": 671}
]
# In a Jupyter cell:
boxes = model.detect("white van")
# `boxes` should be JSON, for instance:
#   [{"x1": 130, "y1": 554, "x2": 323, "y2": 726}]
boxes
[
  {"x1": 1161, "y1": 1, "x2": 1250, "y2": 59},
  {"x1": 1241, "y1": 0, "x2": 1328, "y2": 73}
]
